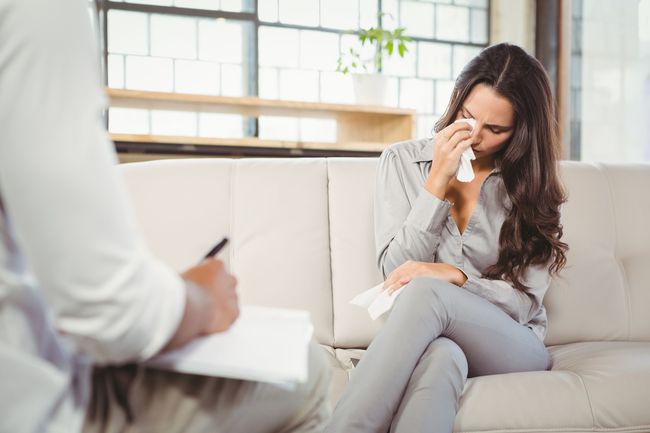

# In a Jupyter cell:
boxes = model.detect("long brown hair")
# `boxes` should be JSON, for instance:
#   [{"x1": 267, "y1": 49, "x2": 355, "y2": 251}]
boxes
[{"x1": 435, "y1": 42, "x2": 568, "y2": 291}]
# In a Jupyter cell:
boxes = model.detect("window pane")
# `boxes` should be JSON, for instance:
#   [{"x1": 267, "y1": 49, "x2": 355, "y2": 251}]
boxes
[
  {"x1": 151, "y1": 14, "x2": 197, "y2": 59},
  {"x1": 108, "y1": 10, "x2": 148, "y2": 55},
  {"x1": 278, "y1": 0, "x2": 319, "y2": 27},
  {"x1": 174, "y1": 0, "x2": 220, "y2": 9},
  {"x1": 258, "y1": 0, "x2": 279, "y2": 21},
  {"x1": 198, "y1": 19, "x2": 245, "y2": 63},
  {"x1": 453, "y1": 0, "x2": 488, "y2": 8},
  {"x1": 381, "y1": 0, "x2": 399, "y2": 31},
  {"x1": 221, "y1": 64, "x2": 244, "y2": 96},
  {"x1": 385, "y1": 76, "x2": 399, "y2": 107},
  {"x1": 417, "y1": 115, "x2": 436, "y2": 139},
  {"x1": 382, "y1": 46, "x2": 416, "y2": 77},
  {"x1": 320, "y1": 71, "x2": 354, "y2": 104},
  {"x1": 259, "y1": 26, "x2": 300, "y2": 68},
  {"x1": 300, "y1": 30, "x2": 340, "y2": 71},
  {"x1": 435, "y1": 80, "x2": 455, "y2": 115},
  {"x1": 436, "y1": 5, "x2": 470, "y2": 42},
  {"x1": 470, "y1": 8, "x2": 488, "y2": 44},
  {"x1": 175, "y1": 60, "x2": 220, "y2": 94},
  {"x1": 400, "y1": 78, "x2": 434, "y2": 113},
  {"x1": 259, "y1": 116, "x2": 299, "y2": 141},
  {"x1": 573, "y1": 0, "x2": 650, "y2": 162},
  {"x1": 359, "y1": 0, "x2": 378, "y2": 29},
  {"x1": 452, "y1": 45, "x2": 481, "y2": 77},
  {"x1": 109, "y1": 107, "x2": 150, "y2": 134},
  {"x1": 199, "y1": 113, "x2": 245, "y2": 138},
  {"x1": 321, "y1": 0, "x2": 359, "y2": 30},
  {"x1": 108, "y1": 54, "x2": 125, "y2": 88},
  {"x1": 279, "y1": 69, "x2": 319, "y2": 101},
  {"x1": 220, "y1": 0, "x2": 243, "y2": 12},
  {"x1": 259, "y1": 67, "x2": 279, "y2": 99},
  {"x1": 300, "y1": 118, "x2": 337, "y2": 143},
  {"x1": 151, "y1": 110, "x2": 198, "y2": 136},
  {"x1": 401, "y1": 1, "x2": 434, "y2": 38},
  {"x1": 125, "y1": 55, "x2": 174, "y2": 91},
  {"x1": 418, "y1": 42, "x2": 452, "y2": 79}
]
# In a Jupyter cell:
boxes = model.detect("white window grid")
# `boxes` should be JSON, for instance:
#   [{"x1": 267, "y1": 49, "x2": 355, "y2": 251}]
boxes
[{"x1": 97, "y1": 0, "x2": 489, "y2": 145}]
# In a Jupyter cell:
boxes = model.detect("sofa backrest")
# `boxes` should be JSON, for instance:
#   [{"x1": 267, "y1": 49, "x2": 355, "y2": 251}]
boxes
[{"x1": 120, "y1": 158, "x2": 650, "y2": 347}]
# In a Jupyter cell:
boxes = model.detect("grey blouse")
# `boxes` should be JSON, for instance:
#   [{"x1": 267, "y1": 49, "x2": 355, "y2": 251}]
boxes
[{"x1": 374, "y1": 138, "x2": 551, "y2": 341}]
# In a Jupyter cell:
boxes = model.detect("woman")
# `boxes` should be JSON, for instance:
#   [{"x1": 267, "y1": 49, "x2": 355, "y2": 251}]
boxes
[{"x1": 325, "y1": 43, "x2": 568, "y2": 433}]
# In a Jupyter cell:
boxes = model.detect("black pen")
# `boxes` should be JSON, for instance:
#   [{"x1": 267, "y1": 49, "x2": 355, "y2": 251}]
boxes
[{"x1": 203, "y1": 237, "x2": 229, "y2": 260}]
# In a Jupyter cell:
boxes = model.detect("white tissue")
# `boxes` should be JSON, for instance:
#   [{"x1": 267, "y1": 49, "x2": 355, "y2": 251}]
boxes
[
  {"x1": 453, "y1": 118, "x2": 476, "y2": 183},
  {"x1": 350, "y1": 283, "x2": 406, "y2": 320}
]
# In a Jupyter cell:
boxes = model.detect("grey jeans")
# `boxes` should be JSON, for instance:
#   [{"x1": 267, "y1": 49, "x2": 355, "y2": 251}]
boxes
[
  {"x1": 83, "y1": 341, "x2": 331, "y2": 433},
  {"x1": 326, "y1": 277, "x2": 551, "y2": 433}
]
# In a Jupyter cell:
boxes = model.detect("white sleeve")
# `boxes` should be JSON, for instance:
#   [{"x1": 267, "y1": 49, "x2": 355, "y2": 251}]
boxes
[{"x1": 0, "y1": 0, "x2": 185, "y2": 363}]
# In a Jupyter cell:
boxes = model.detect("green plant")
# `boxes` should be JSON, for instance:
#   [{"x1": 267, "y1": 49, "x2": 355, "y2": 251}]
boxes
[{"x1": 337, "y1": 14, "x2": 412, "y2": 74}]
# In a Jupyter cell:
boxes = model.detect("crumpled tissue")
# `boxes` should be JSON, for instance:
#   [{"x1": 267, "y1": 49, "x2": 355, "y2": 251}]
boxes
[
  {"x1": 453, "y1": 118, "x2": 476, "y2": 183},
  {"x1": 349, "y1": 282, "x2": 406, "y2": 320}
]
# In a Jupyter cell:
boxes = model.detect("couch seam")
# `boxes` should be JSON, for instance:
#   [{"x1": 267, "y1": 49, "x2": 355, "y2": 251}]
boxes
[
  {"x1": 229, "y1": 160, "x2": 237, "y2": 274},
  {"x1": 325, "y1": 158, "x2": 336, "y2": 348},
  {"x1": 597, "y1": 164, "x2": 632, "y2": 340},
  {"x1": 569, "y1": 369, "x2": 598, "y2": 430}
]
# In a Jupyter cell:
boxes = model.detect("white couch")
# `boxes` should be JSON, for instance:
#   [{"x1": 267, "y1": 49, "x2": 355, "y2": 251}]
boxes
[{"x1": 120, "y1": 157, "x2": 650, "y2": 433}]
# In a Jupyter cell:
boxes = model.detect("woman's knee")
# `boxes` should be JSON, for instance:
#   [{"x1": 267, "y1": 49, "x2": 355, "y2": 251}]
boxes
[
  {"x1": 398, "y1": 277, "x2": 458, "y2": 309},
  {"x1": 420, "y1": 338, "x2": 469, "y2": 378}
]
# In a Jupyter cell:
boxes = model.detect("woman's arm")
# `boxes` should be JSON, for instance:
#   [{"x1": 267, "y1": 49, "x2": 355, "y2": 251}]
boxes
[
  {"x1": 459, "y1": 263, "x2": 551, "y2": 324},
  {"x1": 374, "y1": 148, "x2": 452, "y2": 279}
]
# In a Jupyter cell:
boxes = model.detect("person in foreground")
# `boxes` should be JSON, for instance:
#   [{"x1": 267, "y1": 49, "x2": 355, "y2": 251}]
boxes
[
  {"x1": 0, "y1": 1, "x2": 329, "y2": 432},
  {"x1": 325, "y1": 43, "x2": 569, "y2": 433}
]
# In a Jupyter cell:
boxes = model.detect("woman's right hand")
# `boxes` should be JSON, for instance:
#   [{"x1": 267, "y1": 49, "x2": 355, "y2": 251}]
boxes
[{"x1": 424, "y1": 121, "x2": 474, "y2": 198}]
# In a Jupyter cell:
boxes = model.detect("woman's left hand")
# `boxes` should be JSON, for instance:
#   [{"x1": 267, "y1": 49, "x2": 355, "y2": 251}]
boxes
[{"x1": 384, "y1": 261, "x2": 468, "y2": 294}]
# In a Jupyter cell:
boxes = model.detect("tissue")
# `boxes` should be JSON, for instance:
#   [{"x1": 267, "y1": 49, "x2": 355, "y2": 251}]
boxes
[
  {"x1": 350, "y1": 282, "x2": 406, "y2": 320},
  {"x1": 453, "y1": 118, "x2": 476, "y2": 183}
]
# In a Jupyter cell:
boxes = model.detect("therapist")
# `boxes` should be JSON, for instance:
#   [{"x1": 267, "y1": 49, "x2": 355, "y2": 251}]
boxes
[{"x1": 0, "y1": 0, "x2": 330, "y2": 432}]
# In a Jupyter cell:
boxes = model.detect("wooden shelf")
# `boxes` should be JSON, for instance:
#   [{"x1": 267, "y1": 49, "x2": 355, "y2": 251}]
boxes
[
  {"x1": 110, "y1": 133, "x2": 388, "y2": 152},
  {"x1": 107, "y1": 89, "x2": 416, "y2": 154}
]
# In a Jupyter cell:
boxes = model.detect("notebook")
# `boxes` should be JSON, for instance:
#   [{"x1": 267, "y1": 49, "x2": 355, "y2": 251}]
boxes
[{"x1": 146, "y1": 306, "x2": 314, "y2": 388}]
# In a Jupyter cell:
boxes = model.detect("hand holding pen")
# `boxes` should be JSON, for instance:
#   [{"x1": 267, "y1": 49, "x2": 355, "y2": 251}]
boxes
[{"x1": 182, "y1": 236, "x2": 239, "y2": 333}]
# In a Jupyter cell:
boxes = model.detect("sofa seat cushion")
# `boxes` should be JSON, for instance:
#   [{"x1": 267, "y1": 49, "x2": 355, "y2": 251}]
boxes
[{"x1": 331, "y1": 342, "x2": 650, "y2": 432}]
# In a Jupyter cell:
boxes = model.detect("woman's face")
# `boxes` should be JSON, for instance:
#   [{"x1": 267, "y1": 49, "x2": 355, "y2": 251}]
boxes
[{"x1": 455, "y1": 83, "x2": 515, "y2": 161}]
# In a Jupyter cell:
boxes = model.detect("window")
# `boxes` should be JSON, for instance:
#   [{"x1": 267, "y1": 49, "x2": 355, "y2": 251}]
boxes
[
  {"x1": 98, "y1": 0, "x2": 489, "y2": 148},
  {"x1": 569, "y1": 0, "x2": 650, "y2": 162}
]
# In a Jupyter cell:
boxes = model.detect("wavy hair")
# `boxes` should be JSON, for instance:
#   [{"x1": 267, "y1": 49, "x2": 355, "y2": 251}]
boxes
[{"x1": 434, "y1": 42, "x2": 568, "y2": 291}]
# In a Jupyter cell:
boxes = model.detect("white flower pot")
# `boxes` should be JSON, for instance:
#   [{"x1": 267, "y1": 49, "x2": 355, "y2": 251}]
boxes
[{"x1": 352, "y1": 73, "x2": 389, "y2": 106}]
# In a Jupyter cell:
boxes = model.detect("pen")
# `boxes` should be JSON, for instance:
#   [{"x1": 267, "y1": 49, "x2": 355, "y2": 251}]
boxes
[{"x1": 203, "y1": 237, "x2": 229, "y2": 260}]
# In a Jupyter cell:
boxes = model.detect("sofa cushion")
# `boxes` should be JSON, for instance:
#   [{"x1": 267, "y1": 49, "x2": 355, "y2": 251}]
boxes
[
  {"x1": 120, "y1": 159, "x2": 233, "y2": 271},
  {"x1": 333, "y1": 342, "x2": 650, "y2": 432},
  {"x1": 544, "y1": 163, "x2": 650, "y2": 345},
  {"x1": 229, "y1": 159, "x2": 334, "y2": 345},
  {"x1": 121, "y1": 158, "x2": 335, "y2": 345},
  {"x1": 327, "y1": 158, "x2": 384, "y2": 348}
]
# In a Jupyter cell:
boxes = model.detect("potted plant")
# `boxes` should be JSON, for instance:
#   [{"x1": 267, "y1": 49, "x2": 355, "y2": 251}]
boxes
[{"x1": 337, "y1": 14, "x2": 412, "y2": 106}]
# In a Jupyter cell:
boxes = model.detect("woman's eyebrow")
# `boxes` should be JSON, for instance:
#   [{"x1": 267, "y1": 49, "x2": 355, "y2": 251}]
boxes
[{"x1": 463, "y1": 106, "x2": 513, "y2": 130}]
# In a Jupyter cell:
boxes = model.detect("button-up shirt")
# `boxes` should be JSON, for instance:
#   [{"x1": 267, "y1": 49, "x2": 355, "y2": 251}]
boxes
[
  {"x1": 375, "y1": 138, "x2": 551, "y2": 342},
  {"x1": 0, "y1": 1, "x2": 185, "y2": 431}
]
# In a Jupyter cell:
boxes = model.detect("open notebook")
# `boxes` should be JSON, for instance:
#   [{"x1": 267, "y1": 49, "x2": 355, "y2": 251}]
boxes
[{"x1": 146, "y1": 306, "x2": 314, "y2": 388}]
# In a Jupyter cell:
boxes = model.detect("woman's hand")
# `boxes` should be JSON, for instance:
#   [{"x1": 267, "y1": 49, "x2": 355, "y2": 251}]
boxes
[
  {"x1": 425, "y1": 121, "x2": 474, "y2": 199},
  {"x1": 384, "y1": 261, "x2": 468, "y2": 294}
]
